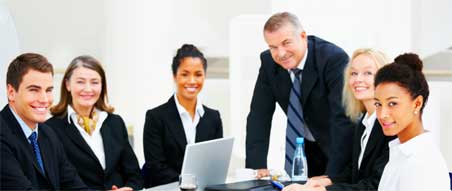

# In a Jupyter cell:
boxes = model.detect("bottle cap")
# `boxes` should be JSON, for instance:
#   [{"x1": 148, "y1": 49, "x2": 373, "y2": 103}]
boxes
[{"x1": 296, "y1": 137, "x2": 304, "y2": 144}]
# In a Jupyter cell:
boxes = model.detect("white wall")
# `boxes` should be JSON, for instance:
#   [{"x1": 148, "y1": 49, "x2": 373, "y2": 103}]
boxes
[
  {"x1": 412, "y1": 0, "x2": 452, "y2": 57},
  {"x1": 4, "y1": 0, "x2": 107, "y2": 70},
  {"x1": 0, "y1": 0, "x2": 20, "y2": 107}
]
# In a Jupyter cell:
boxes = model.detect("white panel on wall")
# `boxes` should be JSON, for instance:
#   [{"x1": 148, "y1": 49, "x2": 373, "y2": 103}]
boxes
[
  {"x1": 229, "y1": 15, "x2": 288, "y2": 171},
  {"x1": 0, "y1": 2, "x2": 20, "y2": 107},
  {"x1": 270, "y1": 0, "x2": 413, "y2": 58},
  {"x1": 427, "y1": 81, "x2": 452, "y2": 171}
]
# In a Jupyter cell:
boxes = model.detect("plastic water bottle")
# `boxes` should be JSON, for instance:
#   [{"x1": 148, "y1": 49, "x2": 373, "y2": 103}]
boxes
[{"x1": 291, "y1": 137, "x2": 308, "y2": 181}]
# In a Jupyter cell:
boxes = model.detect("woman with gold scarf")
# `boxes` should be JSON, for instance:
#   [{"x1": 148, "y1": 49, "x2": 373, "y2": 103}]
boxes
[{"x1": 46, "y1": 56, "x2": 142, "y2": 190}]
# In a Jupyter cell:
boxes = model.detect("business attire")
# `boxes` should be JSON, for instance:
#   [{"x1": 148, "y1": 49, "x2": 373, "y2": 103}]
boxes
[
  {"x1": 326, "y1": 113, "x2": 395, "y2": 190},
  {"x1": 143, "y1": 96, "x2": 223, "y2": 187},
  {"x1": 246, "y1": 35, "x2": 354, "y2": 176},
  {"x1": 378, "y1": 132, "x2": 450, "y2": 191},
  {"x1": 45, "y1": 106, "x2": 142, "y2": 190},
  {"x1": 0, "y1": 105, "x2": 87, "y2": 190}
]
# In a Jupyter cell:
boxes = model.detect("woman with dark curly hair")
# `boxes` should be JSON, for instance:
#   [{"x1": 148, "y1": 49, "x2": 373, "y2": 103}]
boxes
[
  {"x1": 374, "y1": 53, "x2": 449, "y2": 191},
  {"x1": 142, "y1": 44, "x2": 223, "y2": 187}
]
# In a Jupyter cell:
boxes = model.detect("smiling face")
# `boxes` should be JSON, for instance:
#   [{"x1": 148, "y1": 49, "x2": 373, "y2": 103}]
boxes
[
  {"x1": 65, "y1": 66, "x2": 102, "y2": 112},
  {"x1": 349, "y1": 54, "x2": 379, "y2": 101},
  {"x1": 7, "y1": 69, "x2": 54, "y2": 129},
  {"x1": 174, "y1": 57, "x2": 205, "y2": 102},
  {"x1": 374, "y1": 82, "x2": 423, "y2": 140},
  {"x1": 264, "y1": 23, "x2": 307, "y2": 70}
]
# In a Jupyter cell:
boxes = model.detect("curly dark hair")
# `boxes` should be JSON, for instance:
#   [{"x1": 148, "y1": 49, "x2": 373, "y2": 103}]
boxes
[
  {"x1": 171, "y1": 44, "x2": 207, "y2": 76},
  {"x1": 374, "y1": 53, "x2": 429, "y2": 113}
]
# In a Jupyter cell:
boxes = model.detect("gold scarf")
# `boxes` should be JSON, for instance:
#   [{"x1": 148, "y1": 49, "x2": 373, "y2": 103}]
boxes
[{"x1": 77, "y1": 110, "x2": 98, "y2": 135}]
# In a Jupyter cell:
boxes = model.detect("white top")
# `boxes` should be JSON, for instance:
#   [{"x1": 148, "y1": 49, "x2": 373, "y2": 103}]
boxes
[
  {"x1": 378, "y1": 132, "x2": 450, "y2": 191},
  {"x1": 358, "y1": 111, "x2": 376, "y2": 169},
  {"x1": 174, "y1": 94, "x2": 205, "y2": 144},
  {"x1": 67, "y1": 106, "x2": 108, "y2": 169}
]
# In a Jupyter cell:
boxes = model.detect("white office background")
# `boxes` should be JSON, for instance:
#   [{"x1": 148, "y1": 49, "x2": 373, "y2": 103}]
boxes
[{"x1": 1, "y1": 0, "x2": 452, "y2": 173}]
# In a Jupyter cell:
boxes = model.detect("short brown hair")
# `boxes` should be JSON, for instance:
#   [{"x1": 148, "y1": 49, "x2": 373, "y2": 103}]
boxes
[
  {"x1": 264, "y1": 12, "x2": 304, "y2": 33},
  {"x1": 51, "y1": 55, "x2": 114, "y2": 117},
  {"x1": 6, "y1": 53, "x2": 54, "y2": 91}
]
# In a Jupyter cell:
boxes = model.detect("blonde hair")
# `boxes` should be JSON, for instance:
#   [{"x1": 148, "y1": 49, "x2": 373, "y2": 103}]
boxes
[{"x1": 342, "y1": 48, "x2": 389, "y2": 121}]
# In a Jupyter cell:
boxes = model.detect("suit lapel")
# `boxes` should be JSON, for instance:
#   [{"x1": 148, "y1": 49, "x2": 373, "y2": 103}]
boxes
[
  {"x1": 1, "y1": 106, "x2": 49, "y2": 180},
  {"x1": 100, "y1": 116, "x2": 114, "y2": 175},
  {"x1": 361, "y1": 120, "x2": 382, "y2": 163},
  {"x1": 353, "y1": 121, "x2": 365, "y2": 170},
  {"x1": 38, "y1": 125, "x2": 56, "y2": 187},
  {"x1": 64, "y1": 116, "x2": 102, "y2": 167},
  {"x1": 195, "y1": 108, "x2": 210, "y2": 142},
  {"x1": 166, "y1": 97, "x2": 188, "y2": 151},
  {"x1": 274, "y1": 67, "x2": 291, "y2": 112},
  {"x1": 301, "y1": 38, "x2": 318, "y2": 106}
]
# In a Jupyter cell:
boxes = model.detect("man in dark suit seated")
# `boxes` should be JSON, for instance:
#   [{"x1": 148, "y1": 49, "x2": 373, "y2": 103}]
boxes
[
  {"x1": 246, "y1": 12, "x2": 354, "y2": 178},
  {"x1": 0, "y1": 53, "x2": 87, "y2": 190}
]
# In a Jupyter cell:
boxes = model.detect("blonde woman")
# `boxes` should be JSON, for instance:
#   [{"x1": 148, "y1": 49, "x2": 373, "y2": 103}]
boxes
[{"x1": 283, "y1": 49, "x2": 395, "y2": 191}]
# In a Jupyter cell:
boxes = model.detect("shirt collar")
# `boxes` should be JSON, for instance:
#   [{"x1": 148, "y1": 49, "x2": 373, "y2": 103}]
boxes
[
  {"x1": 67, "y1": 105, "x2": 77, "y2": 123},
  {"x1": 9, "y1": 106, "x2": 38, "y2": 138},
  {"x1": 288, "y1": 48, "x2": 308, "y2": 72},
  {"x1": 361, "y1": 111, "x2": 376, "y2": 131},
  {"x1": 67, "y1": 105, "x2": 107, "y2": 125},
  {"x1": 389, "y1": 131, "x2": 430, "y2": 157},
  {"x1": 174, "y1": 94, "x2": 205, "y2": 117}
]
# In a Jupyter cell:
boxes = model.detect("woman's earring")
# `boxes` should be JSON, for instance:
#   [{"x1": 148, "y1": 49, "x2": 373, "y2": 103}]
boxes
[{"x1": 414, "y1": 110, "x2": 418, "y2": 114}]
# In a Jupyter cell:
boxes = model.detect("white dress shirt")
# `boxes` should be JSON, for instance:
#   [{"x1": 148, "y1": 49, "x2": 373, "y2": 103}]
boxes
[
  {"x1": 174, "y1": 94, "x2": 205, "y2": 144},
  {"x1": 378, "y1": 132, "x2": 450, "y2": 191},
  {"x1": 358, "y1": 111, "x2": 376, "y2": 169},
  {"x1": 67, "y1": 106, "x2": 108, "y2": 170}
]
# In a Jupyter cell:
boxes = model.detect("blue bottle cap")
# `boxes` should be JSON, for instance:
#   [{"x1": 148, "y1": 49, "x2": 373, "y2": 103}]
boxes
[{"x1": 296, "y1": 137, "x2": 304, "y2": 144}]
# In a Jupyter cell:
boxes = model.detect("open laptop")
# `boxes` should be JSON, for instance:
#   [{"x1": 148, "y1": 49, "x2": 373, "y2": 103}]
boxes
[{"x1": 181, "y1": 137, "x2": 234, "y2": 190}]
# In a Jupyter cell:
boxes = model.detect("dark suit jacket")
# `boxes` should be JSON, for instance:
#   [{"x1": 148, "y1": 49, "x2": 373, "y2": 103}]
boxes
[
  {"x1": 142, "y1": 96, "x2": 223, "y2": 187},
  {"x1": 45, "y1": 113, "x2": 143, "y2": 190},
  {"x1": 327, "y1": 118, "x2": 396, "y2": 190},
  {"x1": 0, "y1": 105, "x2": 87, "y2": 190},
  {"x1": 246, "y1": 35, "x2": 354, "y2": 176}
]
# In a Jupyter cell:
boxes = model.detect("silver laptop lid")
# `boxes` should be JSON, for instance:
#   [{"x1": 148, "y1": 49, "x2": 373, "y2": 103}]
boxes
[{"x1": 181, "y1": 137, "x2": 234, "y2": 190}]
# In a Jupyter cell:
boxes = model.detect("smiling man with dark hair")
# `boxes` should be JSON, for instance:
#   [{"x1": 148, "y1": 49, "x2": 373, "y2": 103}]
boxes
[{"x1": 0, "y1": 53, "x2": 87, "y2": 190}]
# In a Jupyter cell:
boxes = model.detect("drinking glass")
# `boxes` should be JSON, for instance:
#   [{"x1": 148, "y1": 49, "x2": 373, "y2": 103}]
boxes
[{"x1": 179, "y1": 174, "x2": 197, "y2": 191}]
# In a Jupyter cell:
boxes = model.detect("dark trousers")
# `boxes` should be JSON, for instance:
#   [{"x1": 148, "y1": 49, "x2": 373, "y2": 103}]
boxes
[{"x1": 305, "y1": 139, "x2": 328, "y2": 177}]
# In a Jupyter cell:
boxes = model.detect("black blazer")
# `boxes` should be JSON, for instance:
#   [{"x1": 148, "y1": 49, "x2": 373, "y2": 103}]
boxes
[
  {"x1": 327, "y1": 117, "x2": 396, "y2": 190},
  {"x1": 142, "y1": 96, "x2": 223, "y2": 187},
  {"x1": 45, "y1": 113, "x2": 143, "y2": 190},
  {"x1": 246, "y1": 36, "x2": 354, "y2": 176},
  {"x1": 0, "y1": 105, "x2": 87, "y2": 190}
]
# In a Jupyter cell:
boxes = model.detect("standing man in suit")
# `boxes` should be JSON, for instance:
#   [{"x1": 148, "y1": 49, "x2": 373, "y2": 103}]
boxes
[
  {"x1": 0, "y1": 53, "x2": 87, "y2": 190},
  {"x1": 246, "y1": 12, "x2": 354, "y2": 178}
]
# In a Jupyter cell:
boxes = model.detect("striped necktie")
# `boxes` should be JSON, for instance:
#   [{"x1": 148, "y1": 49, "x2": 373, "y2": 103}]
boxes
[
  {"x1": 285, "y1": 68, "x2": 306, "y2": 175},
  {"x1": 29, "y1": 132, "x2": 45, "y2": 175}
]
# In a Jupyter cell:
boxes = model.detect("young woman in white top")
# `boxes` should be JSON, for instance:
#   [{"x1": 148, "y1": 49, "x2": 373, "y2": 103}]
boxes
[{"x1": 374, "y1": 53, "x2": 450, "y2": 191}]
